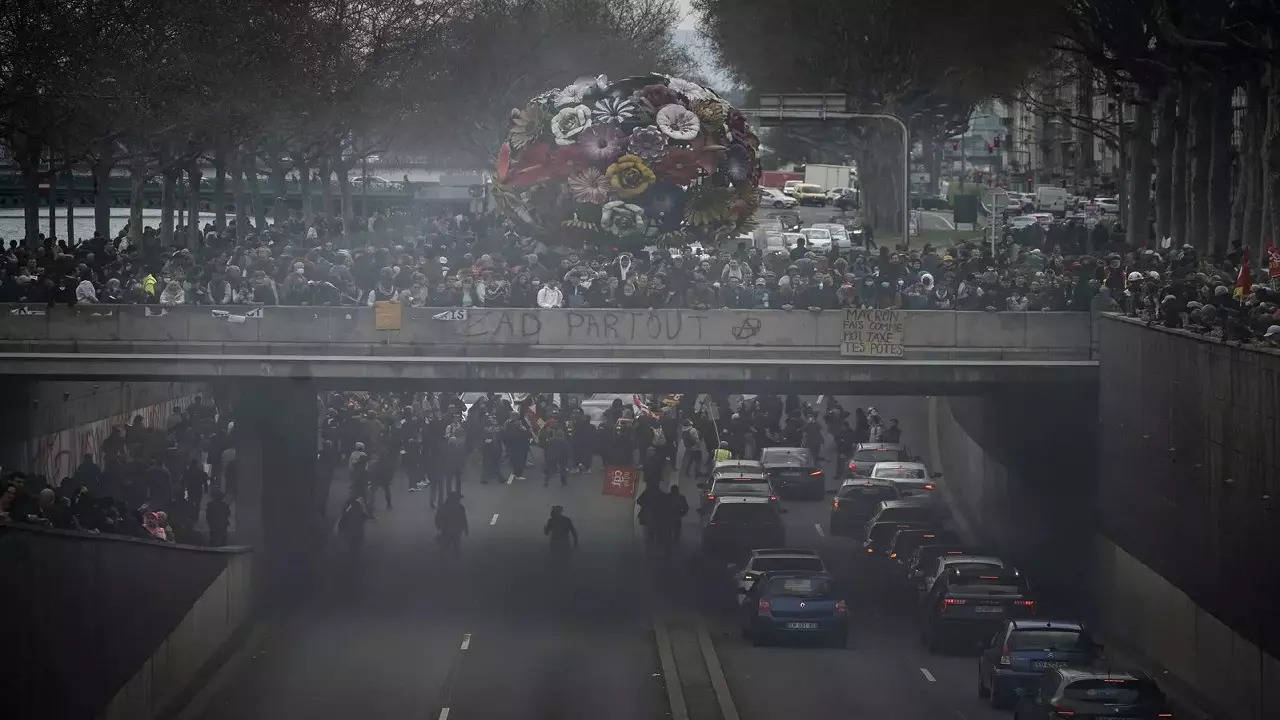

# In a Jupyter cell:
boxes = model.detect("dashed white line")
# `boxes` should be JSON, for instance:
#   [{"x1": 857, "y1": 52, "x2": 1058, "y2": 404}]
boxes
[
  {"x1": 459, "y1": 633, "x2": 471, "y2": 650},
  {"x1": 813, "y1": 522, "x2": 825, "y2": 537},
  {"x1": 438, "y1": 708, "x2": 451, "y2": 720},
  {"x1": 489, "y1": 513, "x2": 500, "y2": 526},
  {"x1": 919, "y1": 667, "x2": 936, "y2": 682}
]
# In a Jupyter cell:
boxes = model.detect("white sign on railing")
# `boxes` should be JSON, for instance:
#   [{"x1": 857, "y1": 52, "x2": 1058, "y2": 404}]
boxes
[{"x1": 840, "y1": 308, "x2": 904, "y2": 358}]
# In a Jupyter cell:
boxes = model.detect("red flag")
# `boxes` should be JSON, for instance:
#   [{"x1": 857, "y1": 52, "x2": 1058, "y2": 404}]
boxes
[
  {"x1": 602, "y1": 465, "x2": 637, "y2": 498},
  {"x1": 1234, "y1": 248, "x2": 1250, "y2": 298}
]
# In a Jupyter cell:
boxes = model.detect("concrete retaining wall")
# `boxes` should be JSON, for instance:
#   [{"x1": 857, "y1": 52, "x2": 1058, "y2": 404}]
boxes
[
  {"x1": 0, "y1": 304, "x2": 1093, "y2": 358},
  {"x1": 0, "y1": 524, "x2": 250, "y2": 719},
  {"x1": 105, "y1": 551, "x2": 253, "y2": 720}
]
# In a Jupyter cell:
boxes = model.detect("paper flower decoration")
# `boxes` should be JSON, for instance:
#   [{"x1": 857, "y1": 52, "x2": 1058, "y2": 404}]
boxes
[
  {"x1": 567, "y1": 168, "x2": 611, "y2": 204},
  {"x1": 601, "y1": 201, "x2": 645, "y2": 235},
  {"x1": 656, "y1": 104, "x2": 700, "y2": 141},
  {"x1": 494, "y1": 73, "x2": 759, "y2": 245},
  {"x1": 551, "y1": 105, "x2": 592, "y2": 145},
  {"x1": 578, "y1": 125, "x2": 625, "y2": 163},
  {"x1": 592, "y1": 97, "x2": 640, "y2": 125},
  {"x1": 606, "y1": 154, "x2": 656, "y2": 198},
  {"x1": 628, "y1": 126, "x2": 668, "y2": 162}
]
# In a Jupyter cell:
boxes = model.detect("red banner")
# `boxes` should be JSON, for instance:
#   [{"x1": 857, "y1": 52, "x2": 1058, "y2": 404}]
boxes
[{"x1": 602, "y1": 465, "x2": 638, "y2": 498}]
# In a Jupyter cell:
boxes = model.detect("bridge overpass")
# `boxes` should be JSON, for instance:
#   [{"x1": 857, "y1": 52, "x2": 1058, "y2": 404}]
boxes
[{"x1": 0, "y1": 306, "x2": 1096, "y2": 393}]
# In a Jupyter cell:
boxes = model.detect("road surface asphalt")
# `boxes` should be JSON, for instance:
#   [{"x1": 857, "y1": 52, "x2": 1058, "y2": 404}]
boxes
[{"x1": 197, "y1": 395, "x2": 1011, "y2": 720}]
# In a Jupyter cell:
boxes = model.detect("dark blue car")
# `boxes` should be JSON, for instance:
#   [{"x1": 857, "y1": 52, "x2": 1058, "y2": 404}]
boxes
[
  {"x1": 977, "y1": 619, "x2": 1102, "y2": 708},
  {"x1": 739, "y1": 570, "x2": 848, "y2": 647}
]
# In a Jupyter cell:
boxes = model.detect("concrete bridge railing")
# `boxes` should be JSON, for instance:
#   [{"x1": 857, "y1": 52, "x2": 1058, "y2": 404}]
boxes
[{"x1": 0, "y1": 305, "x2": 1094, "y2": 360}]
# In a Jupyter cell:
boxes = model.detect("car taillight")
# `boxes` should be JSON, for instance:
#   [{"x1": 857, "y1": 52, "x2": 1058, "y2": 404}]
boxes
[
  {"x1": 706, "y1": 494, "x2": 715, "y2": 502},
  {"x1": 769, "y1": 495, "x2": 778, "y2": 501},
  {"x1": 888, "y1": 552, "x2": 897, "y2": 558},
  {"x1": 1015, "y1": 599, "x2": 1036, "y2": 609},
  {"x1": 757, "y1": 597, "x2": 771, "y2": 613},
  {"x1": 809, "y1": 470, "x2": 823, "y2": 476},
  {"x1": 848, "y1": 461, "x2": 857, "y2": 472},
  {"x1": 865, "y1": 547, "x2": 875, "y2": 553},
  {"x1": 1052, "y1": 708, "x2": 1075, "y2": 717},
  {"x1": 834, "y1": 599, "x2": 848, "y2": 615},
  {"x1": 923, "y1": 483, "x2": 935, "y2": 490},
  {"x1": 831, "y1": 498, "x2": 840, "y2": 509},
  {"x1": 941, "y1": 598, "x2": 966, "y2": 610}
]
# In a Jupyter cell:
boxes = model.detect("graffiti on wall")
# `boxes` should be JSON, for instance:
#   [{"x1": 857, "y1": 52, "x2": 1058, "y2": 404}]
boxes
[{"x1": 26, "y1": 395, "x2": 198, "y2": 480}]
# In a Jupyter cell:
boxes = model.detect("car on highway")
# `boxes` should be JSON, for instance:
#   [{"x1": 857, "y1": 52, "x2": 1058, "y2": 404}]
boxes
[
  {"x1": 793, "y1": 183, "x2": 828, "y2": 206},
  {"x1": 885, "y1": 527, "x2": 958, "y2": 564},
  {"x1": 1092, "y1": 196, "x2": 1119, "y2": 214},
  {"x1": 868, "y1": 461, "x2": 942, "y2": 498},
  {"x1": 828, "y1": 478, "x2": 900, "y2": 536},
  {"x1": 712, "y1": 458, "x2": 765, "y2": 477},
  {"x1": 727, "y1": 548, "x2": 827, "y2": 603},
  {"x1": 760, "y1": 446, "x2": 826, "y2": 500},
  {"x1": 978, "y1": 619, "x2": 1102, "y2": 708},
  {"x1": 847, "y1": 442, "x2": 911, "y2": 478},
  {"x1": 760, "y1": 187, "x2": 798, "y2": 208},
  {"x1": 917, "y1": 553, "x2": 1009, "y2": 597},
  {"x1": 862, "y1": 518, "x2": 933, "y2": 557},
  {"x1": 920, "y1": 567, "x2": 1036, "y2": 652},
  {"x1": 781, "y1": 179, "x2": 804, "y2": 196},
  {"x1": 701, "y1": 496, "x2": 786, "y2": 557},
  {"x1": 739, "y1": 571, "x2": 848, "y2": 647},
  {"x1": 863, "y1": 497, "x2": 941, "y2": 535},
  {"x1": 827, "y1": 187, "x2": 857, "y2": 210},
  {"x1": 904, "y1": 542, "x2": 970, "y2": 585},
  {"x1": 781, "y1": 231, "x2": 806, "y2": 248},
  {"x1": 1008, "y1": 215, "x2": 1039, "y2": 231},
  {"x1": 799, "y1": 226, "x2": 832, "y2": 250},
  {"x1": 1011, "y1": 668, "x2": 1172, "y2": 720},
  {"x1": 808, "y1": 222, "x2": 850, "y2": 248},
  {"x1": 698, "y1": 474, "x2": 777, "y2": 514}
]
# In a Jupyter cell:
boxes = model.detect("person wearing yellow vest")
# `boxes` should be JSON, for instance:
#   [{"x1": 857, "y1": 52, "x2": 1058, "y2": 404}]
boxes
[
  {"x1": 142, "y1": 272, "x2": 158, "y2": 298},
  {"x1": 713, "y1": 441, "x2": 732, "y2": 463}
]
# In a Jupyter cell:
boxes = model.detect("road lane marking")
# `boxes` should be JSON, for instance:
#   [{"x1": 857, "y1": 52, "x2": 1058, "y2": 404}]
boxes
[
  {"x1": 459, "y1": 633, "x2": 471, "y2": 650},
  {"x1": 489, "y1": 513, "x2": 499, "y2": 526},
  {"x1": 919, "y1": 667, "x2": 936, "y2": 682},
  {"x1": 813, "y1": 522, "x2": 825, "y2": 537},
  {"x1": 697, "y1": 619, "x2": 741, "y2": 720},
  {"x1": 652, "y1": 616, "x2": 690, "y2": 720},
  {"x1": 438, "y1": 708, "x2": 450, "y2": 720}
]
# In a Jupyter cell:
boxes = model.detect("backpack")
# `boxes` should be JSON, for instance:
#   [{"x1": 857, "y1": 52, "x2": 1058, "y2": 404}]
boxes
[{"x1": 652, "y1": 427, "x2": 667, "y2": 447}]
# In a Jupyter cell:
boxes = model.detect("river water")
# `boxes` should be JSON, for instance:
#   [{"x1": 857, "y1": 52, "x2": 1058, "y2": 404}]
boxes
[{"x1": 0, "y1": 208, "x2": 221, "y2": 243}]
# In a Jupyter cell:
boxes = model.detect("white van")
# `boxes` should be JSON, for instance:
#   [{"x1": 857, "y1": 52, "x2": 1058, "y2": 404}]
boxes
[{"x1": 1035, "y1": 186, "x2": 1068, "y2": 215}]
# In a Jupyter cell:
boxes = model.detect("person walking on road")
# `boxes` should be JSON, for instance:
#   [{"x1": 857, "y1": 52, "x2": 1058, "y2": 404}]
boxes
[
  {"x1": 637, "y1": 482, "x2": 663, "y2": 546},
  {"x1": 641, "y1": 446, "x2": 666, "y2": 490},
  {"x1": 544, "y1": 505, "x2": 579, "y2": 566},
  {"x1": 502, "y1": 416, "x2": 532, "y2": 481},
  {"x1": 667, "y1": 484, "x2": 689, "y2": 544},
  {"x1": 680, "y1": 420, "x2": 704, "y2": 481},
  {"x1": 372, "y1": 453, "x2": 395, "y2": 511},
  {"x1": 539, "y1": 418, "x2": 570, "y2": 487},
  {"x1": 435, "y1": 490, "x2": 468, "y2": 557},
  {"x1": 803, "y1": 415, "x2": 825, "y2": 462},
  {"x1": 479, "y1": 417, "x2": 503, "y2": 484}
]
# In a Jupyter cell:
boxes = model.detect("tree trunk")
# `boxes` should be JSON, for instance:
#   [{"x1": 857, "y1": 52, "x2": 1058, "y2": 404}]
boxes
[
  {"x1": 92, "y1": 154, "x2": 113, "y2": 240},
  {"x1": 271, "y1": 161, "x2": 288, "y2": 225},
  {"x1": 1208, "y1": 77, "x2": 1234, "y2": 259},
  {"x1": 213, "y1": 142, "x2": 227, "y2": 232},
  {"x1": 64, "y1": 164, "x2": 75, "y2": 244},
  {"x1": 47, "y1": 159, "x2": 57, "y2": 241},
  {"x1": 1076, "y1": 63, "x2": 1096, "y2": 179},
  {"x1": 1154, "y1": 85, "x2": 1177, "y2": 242},
  {"x1": 296, "y1": 157, "x2": 313, "y2": 224},
  {"x1": 1264, "y1": 67, "x2": 1280, "y2": 260},
  {"x1": 319, "y1": 155, "x2": 333, "y2": 218},
  {"x1": 1127, "y1": 94, "x2": 1154, "y2": 247},
  {"x1": 160, "y1": 165, "x2": 177, "y2": 248},
  {"x1": 188, "y1": 165, "x2": 203, "y2": 248},
  {"x1": 1172, "y1": 83, "x2": 1191, "y2": 246},
  {"x1": 1117, "y1": 124, "x2": 1129, "y2": 225},
  {"x1": 228, "y1": 149, "x2": 245, "y2": 241},
  {"x1": 1244, "y1": 76, "x2": 1267, "y2": 259},
  {"x1": 337, "y1": 163, "x2": 354, "y2": 243},
  {"x1": 244, "y1": 151, "x2": 267, "y2": 231},
  {"x1": 128, "y1": 160, "x2": 146, "y2": 249},
  {"x1": 178, "y1": 168, "x2": 185, "y2": 231},
  {"x1": 1190, "y1": 81, "x2": 1213, "y2": 253}
]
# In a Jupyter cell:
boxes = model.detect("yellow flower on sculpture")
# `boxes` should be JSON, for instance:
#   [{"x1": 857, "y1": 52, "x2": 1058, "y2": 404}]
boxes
[{"x1": 605, "y1": 153, "x2": 656, "y2": 199}]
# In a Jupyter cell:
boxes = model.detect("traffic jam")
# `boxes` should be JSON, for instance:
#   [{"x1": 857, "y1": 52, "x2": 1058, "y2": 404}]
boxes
[{"x1": 695, "y1": 410, "x2": 1178, "y2": 720}]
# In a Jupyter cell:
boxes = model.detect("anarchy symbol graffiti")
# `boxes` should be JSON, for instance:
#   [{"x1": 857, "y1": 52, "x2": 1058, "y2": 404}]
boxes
[{"x1": 731, "y1": 317, "x2": 762, "y2": 340}]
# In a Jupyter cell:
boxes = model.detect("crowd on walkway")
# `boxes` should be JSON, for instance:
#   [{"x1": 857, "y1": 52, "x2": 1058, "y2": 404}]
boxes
[
  {"x1": 0, "y1": 396, "x2": 237, "y2": 547},
  {"x1": 322, "y1": 389, "x2": 900, "y2": 557}
]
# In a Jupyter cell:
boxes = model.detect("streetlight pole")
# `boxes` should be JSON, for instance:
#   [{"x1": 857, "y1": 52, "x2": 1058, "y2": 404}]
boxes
[{"x1": 847, "y1": 113, "x2": 910, "y2": 248}]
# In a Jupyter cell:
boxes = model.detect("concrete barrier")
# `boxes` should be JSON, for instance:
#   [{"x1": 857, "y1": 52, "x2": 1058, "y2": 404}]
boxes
[{"x1": 0, "y1": 304, "x2": 1093, "y2": 356}]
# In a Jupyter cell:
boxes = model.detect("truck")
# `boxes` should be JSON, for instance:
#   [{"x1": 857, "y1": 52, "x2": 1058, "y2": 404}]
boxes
[
  {"x1": 760, "y1": 170, "x2": 804, "y2": 189},
  {"x1": 1035, "y1": 185, "x2": 1068, "y2": 215},
  {"x1": 803, "y1": 163, "x2": 854, "y2": 192}
]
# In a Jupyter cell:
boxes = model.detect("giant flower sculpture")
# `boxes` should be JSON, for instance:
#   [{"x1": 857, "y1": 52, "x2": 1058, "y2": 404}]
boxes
[{"x1": 494, "y1": 73, "x2": 761, "y2": 247}]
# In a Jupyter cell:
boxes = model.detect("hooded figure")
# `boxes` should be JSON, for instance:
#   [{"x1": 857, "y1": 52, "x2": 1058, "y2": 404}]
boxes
[{"x1": 75, "y1": 279, "x2": 99, "y2": 303}]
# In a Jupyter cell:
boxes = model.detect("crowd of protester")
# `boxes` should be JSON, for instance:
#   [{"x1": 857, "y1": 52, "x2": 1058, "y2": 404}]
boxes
[
  {"x1": 1, "y1": 207, "x2": 1276, "y2": 342},
  {"x1": 0, "y1": 396, "x2": 237, "y2": 547}
]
